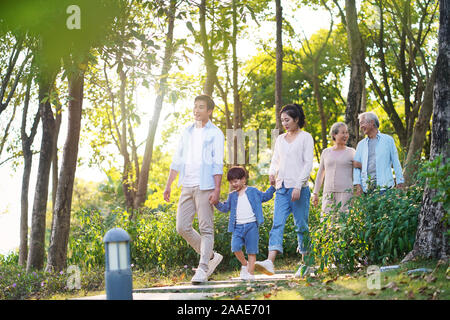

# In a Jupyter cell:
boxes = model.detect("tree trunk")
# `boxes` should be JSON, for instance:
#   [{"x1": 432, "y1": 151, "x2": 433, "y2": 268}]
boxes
[
  {"x1": 231, "y1": 0, "x2": 243, "y2": 165},
  {"x1": 27, "y1": 71, "x2": 55, "y2": 272},
  {"x1": 275, "y1": 0, "x2": 283, "y2": 131},
  {"x1": 403, "y1": 0, "x2": 449, "y2": 262},
  {"x1": 403, "y1": 66, "x2": 436, "y2": 186},
  {"x1": 344, "y1": 0, "x2": 365, "y2": 148},
  {"x1": 51, "y1": 88, "x2": 62, "y2": 233},
  {"x1": 19, "y1": 77, "x2": 40, "y2": 267},
  {"x1": 312, "y1": 61, "x2": 328, "y2": 152},
  {"x1": 118, "y1": 65, "x2": 134, "y2": 210},
  {"x1": 46, "y1": 65, "x2": 85, "y2": 272},
  {"x1": 134, "y1": 0, "x2": 176, "y2": 209},
  {"x1": 199, "y1": 0, "x2": 218, "y2": 97}
]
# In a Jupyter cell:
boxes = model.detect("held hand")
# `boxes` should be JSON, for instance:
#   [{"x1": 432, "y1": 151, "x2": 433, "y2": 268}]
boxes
[
  {"x1": 354, "y1": 184, "x2": 363, "y2": 196},
  {"x1": 291, "y1": 188, "x2": 301, "y2": 202},
  {"x1": 269, "y1": 175, "x2": 276, "y2": 186},
  {"x1": 352, "y1": 160, "x2": 362, "y2": 169},
  {"x1": 396, "y1": 183, "x2": 404, "y2": 190},
  {"x1": 209, "y1": 189, "x2": 220, "y2": 205},
  {"x1": 163, "y1": 186, "x2": 171, "y2": 202},
  {"x1": 312, "y1": 193, "x2": 319, "y2": 207}
]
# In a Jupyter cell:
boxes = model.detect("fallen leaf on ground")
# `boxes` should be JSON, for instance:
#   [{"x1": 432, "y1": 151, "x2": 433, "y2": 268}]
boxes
[
  {"x1": 407, "y1": 290, "x2": 415, "y2": 299},
  {"x1": 367, "y1": 292, "x2": 377, "y2": 296},
  {"x1": 324, "y1": 276, "x2": 338, "y2": 285},
  {"x1": 263, "y1": 292, "x2": 272, "y2": 299},
  {"x1": 418, "y1": 286, "x2": 428, "y2": 294},
  {"x1": 352, "y1": 291, "x2": 361, "y2": 296},
  {"x1": 383, "y1": 281, "x2": 400, "y2": 292}
]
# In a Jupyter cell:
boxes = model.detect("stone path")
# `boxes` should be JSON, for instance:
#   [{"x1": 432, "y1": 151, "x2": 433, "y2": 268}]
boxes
[{"x1": 74, "y1": 271, "x2": 296, "y2": 300}]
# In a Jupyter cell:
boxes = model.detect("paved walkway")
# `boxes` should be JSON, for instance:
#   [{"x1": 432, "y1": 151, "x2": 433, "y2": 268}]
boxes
[{"x1": 74, "y1": 272, "x2": 296, "y2": 300}]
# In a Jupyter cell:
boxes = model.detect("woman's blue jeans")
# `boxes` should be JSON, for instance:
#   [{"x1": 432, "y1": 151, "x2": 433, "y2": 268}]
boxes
[{"x1": 268, "y1": 184, "x2": 310, "y2": 255}]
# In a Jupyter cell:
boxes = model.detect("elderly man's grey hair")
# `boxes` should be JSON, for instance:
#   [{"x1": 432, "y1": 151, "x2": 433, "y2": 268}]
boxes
[
  {"x1": 329, "y1": 122, "x2": 347, "y2": 141},
  {"x1": 358, "y1": 111, "x2": 379, "y2": 128}
]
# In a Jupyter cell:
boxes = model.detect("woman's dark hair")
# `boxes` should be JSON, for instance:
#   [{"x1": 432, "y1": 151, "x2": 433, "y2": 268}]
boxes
[
  {"x1": 227, "y1": 166, "x2": 248, "y2": 181},
  {"x1": 280, "y1": 103, "x2": 305, "y2": 128}
]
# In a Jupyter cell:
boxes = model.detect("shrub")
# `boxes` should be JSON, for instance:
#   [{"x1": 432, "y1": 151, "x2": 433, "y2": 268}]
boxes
[
  {"x1": 66, "y1": 200, "x2": 301, "y2": 274},
  {"x1": 308, "y1": 182, "x2": 424, "y2": 273}
]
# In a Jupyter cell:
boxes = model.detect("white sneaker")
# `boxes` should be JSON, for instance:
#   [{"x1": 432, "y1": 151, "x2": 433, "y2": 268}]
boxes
[
  {"x1": 240, "y1": 266, "x2": 255, "y2": 281},
  {"x1": 207, "y1": 252, "x2": 223, "y2": 277},
  {"x1": 191, "y1": 268, "x2": 208, "y2": 284},
  {"x1": 255, "y1": 259, "x2": 275, "y2": 275}
]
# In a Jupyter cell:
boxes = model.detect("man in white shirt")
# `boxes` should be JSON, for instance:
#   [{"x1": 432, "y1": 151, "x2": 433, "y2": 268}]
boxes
[{"x1": 164, "y1": 95, "x2": 224, "y2": 284}]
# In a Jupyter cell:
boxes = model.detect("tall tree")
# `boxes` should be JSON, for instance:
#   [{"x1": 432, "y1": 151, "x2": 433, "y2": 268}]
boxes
[
  {"x1": 46, "y1": 60, "x2": 86, "y2": 272},
  {"x1": 275, "y1": 0, "x2": 283, "y2": 131},
  {"x1": 404, "y1": 65, "x2": 436, "y2": 185},
  {"x1": 403, "y1": 0, "x2": 449, "y2": 262},
  {"x1": 134, "y1": 0, "x2": 177, "y2": 209},
  {"x1": 27, "y1": 64, "x2": 57, "y2": 271},
  {"x1": 364, "y1": 0, "x2": 438, "y2": 151},
  {"x1": 46, "y1": 0, "x2": 122, "y2": 272},
  {"x1": 343, "y1": 0, "x2": 365, "y2": 148},
  {"x1": 199, "y1": 0, "x2": 218, "y2": 96},
  {"x1": 19, "y1": 74, "x2": 40, "y2": 267}
]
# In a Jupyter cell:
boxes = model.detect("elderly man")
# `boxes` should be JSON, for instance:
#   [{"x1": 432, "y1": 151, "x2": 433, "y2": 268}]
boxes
[{"x1": 353, "y1": 112, "x2": 404, "y2": 195}]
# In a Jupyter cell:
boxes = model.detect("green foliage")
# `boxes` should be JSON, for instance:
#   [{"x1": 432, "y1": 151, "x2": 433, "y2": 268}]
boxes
[
  {"x1": 0, "y1": 259, "x2": 104, "y2": 300},
  {"x1": 65, "y1": 199, "x2": 301, "y2": 274},
  {"x1": 418, "y1": 154, "x2": 450, "y2": 237},
  {"x1": 418, "y1": 154, "x2": 450, "y2": 213},
  {"x1": 308, "y1": 182, "x2": 424, "y2": 273}
]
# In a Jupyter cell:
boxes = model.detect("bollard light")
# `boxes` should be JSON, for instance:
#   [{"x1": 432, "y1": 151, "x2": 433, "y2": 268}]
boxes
[{"x1": 103, "y1": 228, "x2": 133, "y2": 300}]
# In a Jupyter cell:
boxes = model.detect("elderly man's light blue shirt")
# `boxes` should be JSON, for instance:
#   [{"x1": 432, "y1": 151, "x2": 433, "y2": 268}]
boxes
[
  {"x1": 353, "y1": 131, "x2": 404, "y2": 192},
  {"x1": 170, "y1": 120, "x2": 225, "y2": 190}
]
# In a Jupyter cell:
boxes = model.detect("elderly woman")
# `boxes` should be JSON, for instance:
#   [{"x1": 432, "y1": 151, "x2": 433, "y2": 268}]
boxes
[{"x1": 312, "y1": 122, "x2": 356, "y2": 217}]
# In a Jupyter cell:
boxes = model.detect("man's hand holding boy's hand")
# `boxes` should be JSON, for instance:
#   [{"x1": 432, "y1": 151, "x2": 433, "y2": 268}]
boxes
[{"x1": 209, "y1": 188, "x2": 220, "y2": 205}]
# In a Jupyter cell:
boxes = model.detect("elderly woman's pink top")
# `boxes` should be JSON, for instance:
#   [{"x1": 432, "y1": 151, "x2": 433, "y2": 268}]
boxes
[{"x1": 313, "y1": 146, "x2": 356, "y2": 194}]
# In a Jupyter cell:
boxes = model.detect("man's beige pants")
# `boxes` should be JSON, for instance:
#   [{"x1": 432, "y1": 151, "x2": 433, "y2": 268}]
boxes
[{"x1": 176, "y1": 186, "x2": 214, "y2": 272}]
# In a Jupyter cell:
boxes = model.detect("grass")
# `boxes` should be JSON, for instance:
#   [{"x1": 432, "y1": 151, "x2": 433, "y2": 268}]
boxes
[
  {"x1": 213, "y1": 259, "x2": 449, "y2": 300},
  {"x1": 2, "y1": 257, "x2": 448, "y2": 300}
]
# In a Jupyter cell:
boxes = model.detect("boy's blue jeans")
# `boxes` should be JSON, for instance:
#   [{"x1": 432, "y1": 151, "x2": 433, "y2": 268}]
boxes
[
  {"x1": 231, "y1": 221, "x2": 259, "y2": 254},
  {"x1": 268, "y1": 184, "x2": 310, "y2": 255}
]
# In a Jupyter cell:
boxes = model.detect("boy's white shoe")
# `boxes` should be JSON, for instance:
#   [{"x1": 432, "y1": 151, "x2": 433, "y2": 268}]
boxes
[
  {"x1": 191, "y1": 268, "x2": 208, "y2": 284},
  {"x1": 240, "y1": 266, "x2": 255, "y2": 281},
  {"x1": 207, "y1": 252, "x2": 223, "y2": 277},
  {"x1": 255, "y1": 259, "x2": 275, "y2": 275}
]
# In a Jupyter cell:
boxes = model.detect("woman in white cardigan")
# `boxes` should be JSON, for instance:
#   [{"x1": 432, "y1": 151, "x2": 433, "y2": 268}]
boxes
[{"x1": 255, "y1": 104, "x2": 314, "y2": 277}]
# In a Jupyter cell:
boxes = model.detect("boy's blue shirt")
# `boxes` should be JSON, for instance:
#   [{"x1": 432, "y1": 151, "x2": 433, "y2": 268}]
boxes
[{"x1": 215, "y1": 186, "x2": 276, "y2": 233}]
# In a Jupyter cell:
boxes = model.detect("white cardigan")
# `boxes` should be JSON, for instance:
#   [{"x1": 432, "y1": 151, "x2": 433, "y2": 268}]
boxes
[{"x1": 269, "y1": 130, "x2": 314, "y2": 190}]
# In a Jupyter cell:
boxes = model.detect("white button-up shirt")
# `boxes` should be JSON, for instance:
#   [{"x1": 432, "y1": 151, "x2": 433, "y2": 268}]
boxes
[{"x1": 269, "y1": 130, "x2": 314, "y2": 190}]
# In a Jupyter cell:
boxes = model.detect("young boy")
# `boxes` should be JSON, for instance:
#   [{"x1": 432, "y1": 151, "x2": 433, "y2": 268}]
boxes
[{"x1": 215, "y1": 166, "x2": 275, "y2": 280}]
